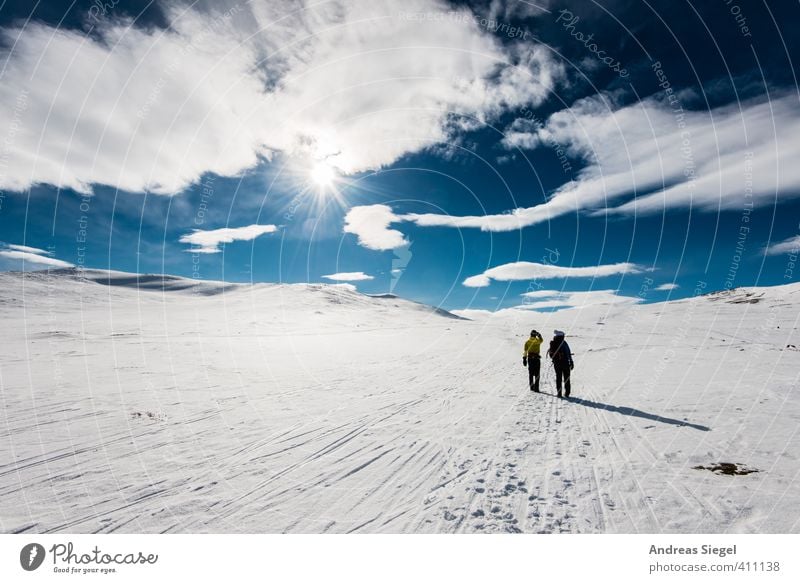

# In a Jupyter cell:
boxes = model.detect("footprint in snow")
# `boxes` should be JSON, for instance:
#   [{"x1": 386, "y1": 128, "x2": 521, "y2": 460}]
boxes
[{"x1": 443, "y1": 510, "x2": 459, "y2": 521}]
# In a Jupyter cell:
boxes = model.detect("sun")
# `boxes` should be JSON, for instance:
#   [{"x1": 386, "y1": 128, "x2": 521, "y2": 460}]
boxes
[{"x1": 310, "y1": 161, "x2": 337, "y2": 189}]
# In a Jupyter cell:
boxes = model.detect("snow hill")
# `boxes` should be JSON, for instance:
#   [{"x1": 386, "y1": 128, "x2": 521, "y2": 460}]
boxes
[{"x1": 1, "y1": 269, "x2": 798, "y2": 533}]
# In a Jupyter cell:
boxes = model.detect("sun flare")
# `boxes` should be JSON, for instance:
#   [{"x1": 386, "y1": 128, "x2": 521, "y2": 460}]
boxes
[{"x1": 310, "y1": 161, "x2": 336, "y2": 188}]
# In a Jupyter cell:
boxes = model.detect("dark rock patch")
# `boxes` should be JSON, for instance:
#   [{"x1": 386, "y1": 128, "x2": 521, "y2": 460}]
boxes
[{"x1": 693, "y1": 462, "x2": 758, "y2": 476}]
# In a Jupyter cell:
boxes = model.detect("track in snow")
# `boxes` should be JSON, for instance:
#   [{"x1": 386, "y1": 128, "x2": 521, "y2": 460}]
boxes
[{"x1": 1, "y1": 271, "x2": 798, "y2": 533}]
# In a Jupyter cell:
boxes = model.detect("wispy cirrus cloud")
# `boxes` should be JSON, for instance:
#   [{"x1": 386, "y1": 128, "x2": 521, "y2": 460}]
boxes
[
  {"x1": 321, "y1": 271, "x2": 374, "y2": 282},
  {"x1": 0, "y1": 244, "x2": 73, "y2": 269},
  {"x1": 764, "y1": 234, "x2": 800, "y2": 256},
  {"x1": 518, "y1": 289, "x2": 642, "y2": 310},
  {"x1": 463, "y1": 261, "x2": 642, "y2": 287},
  {"x1": 365, "y1": 92, "x2": 800, "y2": 236},
  {"x1": 343, "y1": 202, "x2": 521, "y2": 250},
  {"x1": 654, "y1": 283, "x2": 679, "y2": 291},
  {"x1": 5, "y1": 244, "x2": 54, "y2": 255},
  {"x1": 0, "y1": 0, "x2": 563, "y2": 196},
  {"x1": 179, "y1": 224, "x2": 278, "y2": 253},
  {"x1": 453, "y1": 288, "x2": 641, "y2": 318}
]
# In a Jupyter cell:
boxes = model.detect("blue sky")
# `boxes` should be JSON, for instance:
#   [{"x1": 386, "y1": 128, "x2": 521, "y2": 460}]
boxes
[{"x1": 0, "y1": 0, "x2": 798, "y2": 311}]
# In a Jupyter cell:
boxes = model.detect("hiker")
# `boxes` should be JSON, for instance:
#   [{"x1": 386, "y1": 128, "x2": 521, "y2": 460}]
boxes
[
  {"x1": 547, "y1": 330, "x2": 574, "y2": 398},
  {"x1": 522, "y1": 329, "x2": 544, "y2": 392}
]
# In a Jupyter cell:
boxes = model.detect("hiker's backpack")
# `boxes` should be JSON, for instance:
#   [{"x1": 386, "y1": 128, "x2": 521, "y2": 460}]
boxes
[{"x1": 550, "y1": 339, "x2": 566, "y2": 363}]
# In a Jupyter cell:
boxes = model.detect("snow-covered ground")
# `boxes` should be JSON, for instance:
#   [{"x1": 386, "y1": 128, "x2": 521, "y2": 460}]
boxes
[{"x1": 1, "y1": 269, "x2": 798, "y2": 533}]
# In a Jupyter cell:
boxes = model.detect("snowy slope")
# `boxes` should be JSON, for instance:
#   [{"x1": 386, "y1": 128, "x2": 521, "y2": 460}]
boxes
[{"x1": 0, "y1": 270, "x2": 798, "y2": 534}]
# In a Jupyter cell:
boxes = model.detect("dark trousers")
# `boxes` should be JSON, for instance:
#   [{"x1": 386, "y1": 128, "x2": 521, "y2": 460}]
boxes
[
  {"x1": 527, "y1": 355, "x2": 541, "y2": 391},
  {"x1": 555, "y1": 363, "x2": 571, "y2": 396}
]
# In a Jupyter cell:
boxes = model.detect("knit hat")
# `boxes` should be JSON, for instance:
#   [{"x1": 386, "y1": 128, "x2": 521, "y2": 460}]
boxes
[{"x1": 554, "y1": 329, "x2": 565, "y2": 337}]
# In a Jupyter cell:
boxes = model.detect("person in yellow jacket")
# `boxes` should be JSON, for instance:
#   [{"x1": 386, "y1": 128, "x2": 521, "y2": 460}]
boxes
[{"x1": 522, "y1": 329, "x2": 544, "y2": 392}]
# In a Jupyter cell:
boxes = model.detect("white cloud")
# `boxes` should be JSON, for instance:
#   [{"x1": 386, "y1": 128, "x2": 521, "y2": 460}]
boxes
[
  {"x1": 463, "y1": 261, "x2": 642, "y2": 287},
  {"x1": 343, "y1": 204, "x2": 408, "y2": 251},
  {"x1": 398, "y1": 92, "x2": 800, "y2": 232},
  {"x1": 0, "y1": 249, "x2": 73, "y2": 268},
  {"x1": 453, "y1": 288, "x2": 640, "y2": 317},
  {"x1": 517, "y1": 289, "x2": 642, "y2": 310},
  {"x1": 520, "y1": 289, "x2": 563, "y2": 299},
  {"x1": 0, "y1": 0, "x2": 563, "y2": 195},
  {"x1": 179, "y1": 224, "x2": 277, "y2": 253},
  {"x1": 6, "y1": 244, "x2": 54, "y2": 255},
  {"x1": 463, "y1": 273, "x2": 493, "y2": 288},
  {"x1": 404, "y1": 208, "x2": 530, "y2": 232},
  {"x1": 654, "y1": 283, "x2": 679, "y2": 291},
  {"x1": 500, "y1": 117, "x2": 544, "y2": 150},
  {"x1": 764, "y1": 235, "x2": 800, "y2": 256},
  {"x1": 322, "y1": 271, "x2": 374, "y2": 281}
]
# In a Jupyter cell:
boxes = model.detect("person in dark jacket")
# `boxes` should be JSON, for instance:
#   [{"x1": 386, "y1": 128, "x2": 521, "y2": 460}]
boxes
[{"x1": 547, "y1": 330, "x2": 574, "y2": 398}]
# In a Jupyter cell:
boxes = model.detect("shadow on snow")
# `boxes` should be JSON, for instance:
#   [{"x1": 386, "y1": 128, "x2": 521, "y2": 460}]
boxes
[{"x1": 557, "y1": 395, "x2": 710, "y2": 431}]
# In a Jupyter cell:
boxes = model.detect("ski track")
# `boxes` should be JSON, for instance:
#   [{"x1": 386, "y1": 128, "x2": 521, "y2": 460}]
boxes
[{"x1": 1, "y1": 272, "x2": 799, "y2": 533}]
